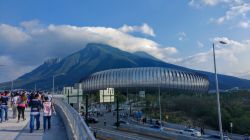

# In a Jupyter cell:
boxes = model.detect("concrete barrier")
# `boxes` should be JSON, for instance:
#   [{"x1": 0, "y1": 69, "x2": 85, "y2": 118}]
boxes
[{"x1": 53, "y1": 98, "x2": 96, "y2": 140}]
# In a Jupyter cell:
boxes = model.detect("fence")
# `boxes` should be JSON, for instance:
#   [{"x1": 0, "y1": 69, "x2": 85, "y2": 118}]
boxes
[{"x1": 53, "y1": 98, "x2": 96, "y2": 140}]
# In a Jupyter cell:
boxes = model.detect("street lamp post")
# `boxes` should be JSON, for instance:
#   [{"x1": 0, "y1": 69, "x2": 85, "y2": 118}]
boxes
[
  {"x1": 213, "y1": 41, "x2": 227, "y2": 140},
  {"x1": 52, "y1": 75, "x2": 55, "y2": 97},
  {"x1": 158, "y1": 86, "x2": 162, "y2": 130},
  {"x1": 11, "y1": 80, "x2": 14, "y2": 92}
]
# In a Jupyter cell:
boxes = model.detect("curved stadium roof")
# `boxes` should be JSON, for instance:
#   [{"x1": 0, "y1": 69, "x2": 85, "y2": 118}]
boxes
[{"x1": 81, "y1": 67, "x2": 209, "y2": 93}]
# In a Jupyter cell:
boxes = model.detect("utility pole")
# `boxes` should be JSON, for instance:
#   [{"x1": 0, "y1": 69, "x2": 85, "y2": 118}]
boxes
[
  {"x1": 116, "y1": 93, "x2": 120, "y2": 128},
  {"x1": 158, "y1": 87, "x2": 162, "y2": 129},
  {"x1": 67, "y1": 89, "x2": 70, "y2": 104},
  {"x1": 11, "y1": 80, "x2": 14, "y2": 92},
  {"x1": 77, "y1": 84, "x2": 80, "y2": 113},
  {"x1": 213, "y1": 42, "x2": 227, "y2": 140},
  {"x1": 52, "y1": 75, "x2": 55, "y2": 96},
  {"x1": 85, "y1": 94, "x2": 89, "y2": 126},
  {"x1": 34, "y1": 83, "x2": 37, "y2": 92}
]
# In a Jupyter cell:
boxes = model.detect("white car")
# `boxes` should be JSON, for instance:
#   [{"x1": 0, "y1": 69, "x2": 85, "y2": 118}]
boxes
[{"x1": 180, "y1": 129, "x2": 202, "y2": 137}]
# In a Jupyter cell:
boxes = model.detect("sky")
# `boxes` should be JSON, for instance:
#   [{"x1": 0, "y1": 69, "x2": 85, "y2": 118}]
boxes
[{"x1": 0, "y1": 0, "x2": 250, "y2": 82}]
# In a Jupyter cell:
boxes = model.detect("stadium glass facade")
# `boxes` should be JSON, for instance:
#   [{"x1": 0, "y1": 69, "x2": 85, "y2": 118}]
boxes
[{"x1": 81, "y1": 67, "x2": 209, "y2": 93}]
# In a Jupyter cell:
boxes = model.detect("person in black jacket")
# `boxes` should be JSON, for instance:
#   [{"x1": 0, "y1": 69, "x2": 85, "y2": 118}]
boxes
[
  {"x1": 29, "y1": 93, "x2": 42, "y2": 133},
  {"x1": 0, "y1": 91, "x2": 9, "y2": 122}
]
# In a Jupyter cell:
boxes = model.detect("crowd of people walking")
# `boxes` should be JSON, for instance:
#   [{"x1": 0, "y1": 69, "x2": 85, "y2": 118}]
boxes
[{"x1": 0, "y1": 90, "x2": 55, "y2": 133}]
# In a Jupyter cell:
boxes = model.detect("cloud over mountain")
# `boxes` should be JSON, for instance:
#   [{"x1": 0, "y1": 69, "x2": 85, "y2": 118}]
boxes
[{"x1": 0, "y1": 20, "x2": 177, "y2": 82}]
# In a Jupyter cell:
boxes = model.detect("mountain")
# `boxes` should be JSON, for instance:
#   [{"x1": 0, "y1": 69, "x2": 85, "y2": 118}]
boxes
[
  {"x1": 1, "y1": 43, "x2": 250, "y2": 90},
  {"x1": 133, "y1": 51, "x2": 160, "y2": 61}
]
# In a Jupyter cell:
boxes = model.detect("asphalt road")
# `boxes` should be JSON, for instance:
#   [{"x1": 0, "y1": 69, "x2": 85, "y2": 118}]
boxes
[
  {"x1": 87, "y1": 107, "x2": 249, "y2": 140},
  {"x1": 89, "y1": 110, "x2": 206, "y2": 140}
]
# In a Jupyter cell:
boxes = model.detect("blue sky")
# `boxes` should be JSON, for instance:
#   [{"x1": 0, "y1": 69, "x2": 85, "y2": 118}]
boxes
[{"x1": 0, "y1": 0, "x2": 250, "y2": 82}]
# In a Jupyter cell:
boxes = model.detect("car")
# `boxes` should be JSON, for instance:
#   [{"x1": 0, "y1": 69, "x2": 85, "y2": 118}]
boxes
[
  {"x1": 179, "y1": 128, "x2": 202, "y2": 137},
  {"x1": 150, "y1": 125, "x2": 161, "y2": 129}
]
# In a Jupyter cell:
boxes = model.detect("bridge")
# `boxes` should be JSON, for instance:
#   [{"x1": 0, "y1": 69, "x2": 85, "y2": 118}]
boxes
[{"x1": 0, "y1": 97, "x2": 95, "y2": 140}]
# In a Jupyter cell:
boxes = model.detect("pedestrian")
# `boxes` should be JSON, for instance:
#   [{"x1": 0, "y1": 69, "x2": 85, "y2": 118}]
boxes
[
  {"x1": 43, "y1": 96, "x2": 55, "y2": 132},
  {"x1": 29, "y1": 93, "x2": 42, "y2": 133},
  {"x1": 17, "y1": 92, "x2": 27, "y2": 122},
  {"x1": 0, "y1": 93, "x2": 3, "y2": 123},
  {"x1": 94, "y1": 131, "x2": 97, "y2": 138},
  {"x1": 104, "y1": 119, "x2": 106, "y2": 126},
  {"x1": 11, "y1": 92, "x2": 19, "y2": 119},
  {"x1": 0, "y1": 91, "x2": 10, "y2": 122}
]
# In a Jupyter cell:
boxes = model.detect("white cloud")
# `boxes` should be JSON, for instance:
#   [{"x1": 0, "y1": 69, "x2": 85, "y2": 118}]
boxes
[
  {"x1": 20, "y1": 19, "x2": 41, "y2": 31},
  {"x1": 212, "y1": 2, "x2": 250, "y2": 24},
  {"x1": 190, "y1": 0, "x2": 250, "y2": 27},
  {"x1": 0, "y1": 21, "x2": 176, "y2": 82},
  {"x1": 238, "y1": 20, "x2": 250, "y2": 28},
  {"x1": 118, "y1": 23, "x2": 155, "y2": 37},
  {"x1": 178, "y1": 32, "x2": 187, "y2": 41},
  {"x1": 189, "y1": 0, "x2": 243, "y2": 7},
  {"x1": 0, "y1": 24, "x2": 30, "y2": 46},
  {"x1": 176, "y1": 37, "x2": 250, "y2": 72}
]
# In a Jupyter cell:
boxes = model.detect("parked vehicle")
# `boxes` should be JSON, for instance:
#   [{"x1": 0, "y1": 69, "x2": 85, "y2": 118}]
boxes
[
  {"x1": 150, "y1": 125, "x2": 161, "y2": 129},
  {"x1": 86, "y1": 117, "x2": 98, "y2": 123},
  {"x1": 179, "y1": 128, "x2": 202, "y2": 137}
]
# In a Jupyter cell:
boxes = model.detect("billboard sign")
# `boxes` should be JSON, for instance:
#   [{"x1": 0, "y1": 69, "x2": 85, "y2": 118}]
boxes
[
  {"x1": 139, "y1": 91, "x2": 145, "y2": 98},
  {"x1": 100, "y1": 88, "x2": 115, "y2": 103}
]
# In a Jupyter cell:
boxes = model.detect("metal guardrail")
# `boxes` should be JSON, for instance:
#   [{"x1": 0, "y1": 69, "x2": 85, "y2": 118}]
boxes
[{"x1": 53, "y1": 98, "x2": 96, "y2": 140}]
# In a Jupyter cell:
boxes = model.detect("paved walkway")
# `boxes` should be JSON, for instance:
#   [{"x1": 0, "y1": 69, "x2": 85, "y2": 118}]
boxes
[{"x1": 0, "y1": 108, "x2": 68, "y2": 140}]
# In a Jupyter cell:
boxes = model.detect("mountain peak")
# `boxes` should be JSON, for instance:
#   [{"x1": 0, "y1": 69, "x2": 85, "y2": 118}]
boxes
[
  {"x1": 44, "y1": 58, "x2": 61, "y2": 65},
  {"x1": 84, "y1": 43, "x2": 121, "y2": 52}
]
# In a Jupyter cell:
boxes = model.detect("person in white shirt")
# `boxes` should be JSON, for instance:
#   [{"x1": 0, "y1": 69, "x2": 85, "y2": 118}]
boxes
[
  {"x1": 11, "y1": 93, "x2": 19, "y2": 119},
  {"x1": 43, "y1": 96, "x2": 55, "y2": 132}
]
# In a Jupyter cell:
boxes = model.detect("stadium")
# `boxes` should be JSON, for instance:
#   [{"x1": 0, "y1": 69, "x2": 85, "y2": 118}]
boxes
[{"x1": 81, "y1": 67, "x2": 209, "y2": 93}]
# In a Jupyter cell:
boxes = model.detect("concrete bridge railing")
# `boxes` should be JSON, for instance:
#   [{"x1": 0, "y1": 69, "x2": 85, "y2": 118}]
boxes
[{"x1": 53, "y1": 98, "x2": 96, "y2": 140}]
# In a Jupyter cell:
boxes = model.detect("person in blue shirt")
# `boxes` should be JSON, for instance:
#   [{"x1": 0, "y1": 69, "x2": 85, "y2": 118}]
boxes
[
  {"x1": 29, "y1": 93, "x2": 42, "y2": 133},
  {"x1": 0, "y1": 91, "x2": 9, "y2": 122}
]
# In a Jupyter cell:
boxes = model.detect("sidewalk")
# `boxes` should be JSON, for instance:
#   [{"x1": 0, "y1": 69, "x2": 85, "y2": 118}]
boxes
[
  {"x1": 0, "y1": 108, "x2": 68, "y2": 140},
  {"x1": 0, "y1": 108, "x2": 30, "y2": 140}
]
